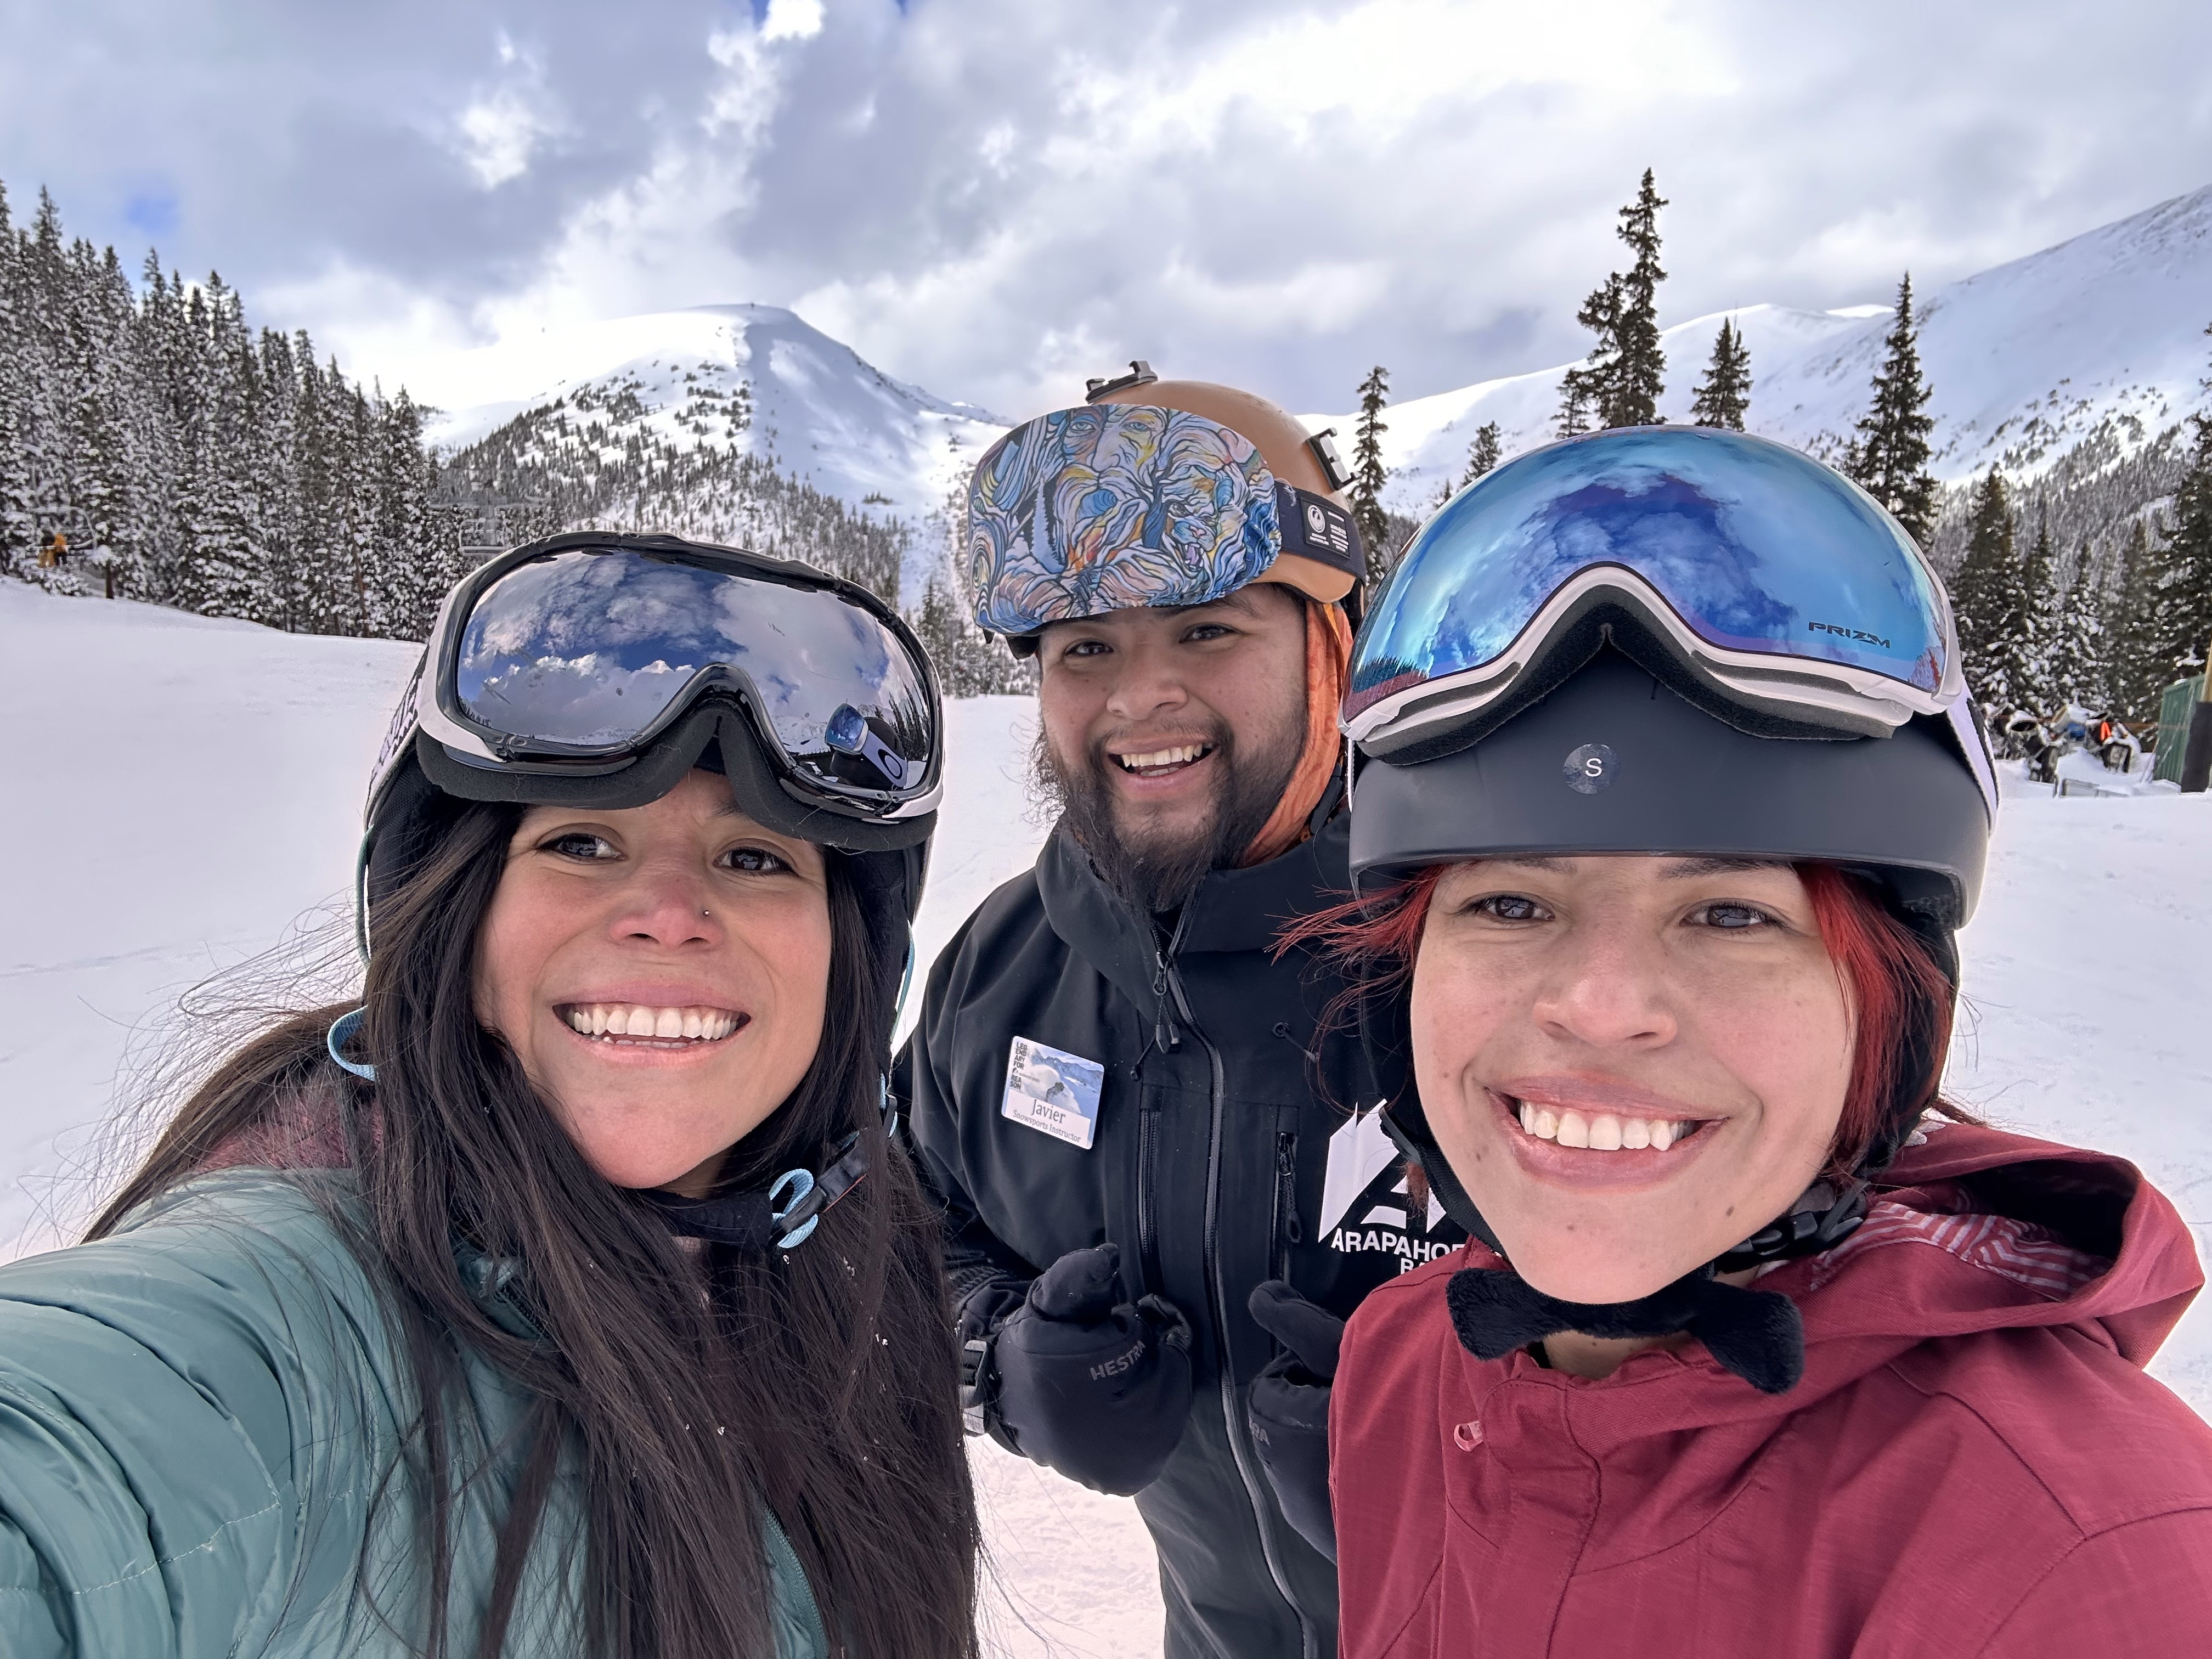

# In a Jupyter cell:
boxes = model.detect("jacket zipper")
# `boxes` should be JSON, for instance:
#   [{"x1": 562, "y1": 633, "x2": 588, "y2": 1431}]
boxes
[
  {"x1": 1162, "y1": 944, "x2": 1318, "y2": 1659},
  {"x1": 1136, "y1": 1095, "x2": 1163, "y2": 1296},
  {"x1": 1271, "y1": 1130, "x2": 1300, "y2": 1283}
]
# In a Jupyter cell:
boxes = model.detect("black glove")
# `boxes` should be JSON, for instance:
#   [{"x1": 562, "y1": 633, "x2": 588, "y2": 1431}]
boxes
[
  {"x1": 962, "y1": 1244, "x2": 1193, "y2": 1497},
  {"x1": 1247, "y1": 1279, "x2": 1345, "y2": 1562}
]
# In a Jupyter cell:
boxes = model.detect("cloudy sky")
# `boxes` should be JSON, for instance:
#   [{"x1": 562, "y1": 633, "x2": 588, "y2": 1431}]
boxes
[{"x1": 4, "y1": 0, "x2": 2209, "y2": 419}]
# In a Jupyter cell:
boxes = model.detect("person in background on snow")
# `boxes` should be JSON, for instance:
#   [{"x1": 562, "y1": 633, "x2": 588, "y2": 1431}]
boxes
[
  {"x1": 899, "y1": 366, "x2": 1461, "y2": 1659},
  {"x1": 1260, "y1": 427, "x2": 2212, "y2": 1656},
  {"x1": 0, "y1": 533, "x2": 979, "y2": 1659}
]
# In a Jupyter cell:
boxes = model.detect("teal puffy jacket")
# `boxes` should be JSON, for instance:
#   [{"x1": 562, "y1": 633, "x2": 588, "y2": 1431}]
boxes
[{"x1": 0, "y1": 1169, "x2": 829, "y2": 1658}]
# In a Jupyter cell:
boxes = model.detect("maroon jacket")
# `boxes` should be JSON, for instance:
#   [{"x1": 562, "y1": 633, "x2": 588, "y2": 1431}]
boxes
[{"x1": 1331, "y1": 1124, "x2": 2212, "y2": 1658}]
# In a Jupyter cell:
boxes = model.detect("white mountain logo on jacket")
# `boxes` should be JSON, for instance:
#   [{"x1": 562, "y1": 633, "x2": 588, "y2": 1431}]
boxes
[{"x1": 1319, "y1": 1107, "x2": 1453, "y2": 1271}]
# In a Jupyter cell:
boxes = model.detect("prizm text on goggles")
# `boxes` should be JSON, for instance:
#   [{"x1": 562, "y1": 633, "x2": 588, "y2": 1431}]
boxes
[
  {"x1": 411, "y1": 538, "x2": 941, "y2": 819},
  {"x1": 1346, "y1": 427, "x2": 1970, "y2": 752}
]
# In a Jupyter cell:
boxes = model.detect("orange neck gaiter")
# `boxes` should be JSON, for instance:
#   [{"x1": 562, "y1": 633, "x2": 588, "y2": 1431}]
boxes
[{"x1": 1239, "y1": 597, "x2": 1353, "y2": 867}]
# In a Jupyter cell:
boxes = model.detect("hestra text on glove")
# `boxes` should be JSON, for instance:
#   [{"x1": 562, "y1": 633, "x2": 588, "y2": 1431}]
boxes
[{"x1": 973, "y1": 1243, "x2": 1194, "y2": 1496}]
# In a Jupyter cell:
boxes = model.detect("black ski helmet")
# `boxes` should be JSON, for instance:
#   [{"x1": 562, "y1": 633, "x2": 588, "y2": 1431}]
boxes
[{"x1": 1343, "y1": 426, "x2": 1996, "y2": 1267}]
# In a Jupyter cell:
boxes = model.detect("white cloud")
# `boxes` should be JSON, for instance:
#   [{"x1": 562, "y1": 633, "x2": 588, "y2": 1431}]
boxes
[
  {"x1": 760, "y1": 0, "x2": 826, "y2": 44},
  {"x1": 452, "y1": 34, "x2": 561, "y2": 189},
  {"x1": 18, "y1": 0, "x2": 2205, "y2": 421}
]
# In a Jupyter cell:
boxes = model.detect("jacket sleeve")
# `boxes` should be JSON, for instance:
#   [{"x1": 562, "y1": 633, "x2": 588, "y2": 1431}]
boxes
[
  {"x1": 1974, "y1": 1510, "x2": 2212, "y2": 1657},
  {"x1": 0, "y1": 1218, "x2": 359, "y2": 1659},
  {"x1": 896, "y1": 926, "x2": 1041, "y2": 1311}
]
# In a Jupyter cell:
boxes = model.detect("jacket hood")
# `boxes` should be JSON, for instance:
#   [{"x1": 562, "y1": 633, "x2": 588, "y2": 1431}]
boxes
[{"x1": 1459, "y1": 1121, "x2": 2202, "y2": 1428}]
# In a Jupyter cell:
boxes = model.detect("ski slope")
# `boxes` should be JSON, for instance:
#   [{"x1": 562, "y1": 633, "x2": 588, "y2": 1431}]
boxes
[{"x1": 4, "y1": 577, "x2": 2211, "y2": 1653}]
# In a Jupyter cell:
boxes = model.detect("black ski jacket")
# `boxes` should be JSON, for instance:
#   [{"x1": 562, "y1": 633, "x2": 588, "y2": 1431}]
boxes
[{"x1": 900, "y1": 800, "x2": 1463, "y2": 1659}]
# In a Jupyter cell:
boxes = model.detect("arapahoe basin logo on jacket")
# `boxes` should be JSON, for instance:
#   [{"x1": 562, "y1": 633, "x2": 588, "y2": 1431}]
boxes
[{"x1": 1321, "y1": 1108, "x2": 1455, "y2": 1271}]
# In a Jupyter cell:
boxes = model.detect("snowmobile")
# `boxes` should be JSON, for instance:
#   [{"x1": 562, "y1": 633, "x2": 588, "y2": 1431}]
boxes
[{"x1": 1995, "y1": 708, "x2": 2060, "y2": 785}]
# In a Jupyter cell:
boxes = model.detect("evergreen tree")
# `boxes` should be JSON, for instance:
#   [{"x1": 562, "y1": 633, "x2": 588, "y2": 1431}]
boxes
[
  {"x1": 2152, "y1": 332, "x2": 2212, "y2": 690},
  {"x1": 2015, "y1": 512, "x2": 2057, "y2": 705},
  {"x1": 1351, "y1": 364, "x2": 1391, "y2": 583},
  {"x1": 1554, "y1": 376, "x2": 1593, "y2": 440},
  {"x1": 2105, "y1": 518, "x2": 2172, "y2": 722},
  {"x1": 1460, "y1": 422, "x2": 1502, "y2": 487},
  {"x1": 0, "y1": 173, "x2": 450, "y2": 637},
  {"x1": 1689, "y1": 318, "x2": 1751, "y2": 430},
  {"x1": 2046, "y1": 538, "x2": 2106, "y2": 710},
  {"x1": 1558, "y1": 170, "x2": 1668, "y2": 431},
  {"x1": 1846, "y1": 274, "x2": 1938, "y2": 547},
  {"x1": 1951, "y1": 469, "x2": 2035, "y2": 709}
]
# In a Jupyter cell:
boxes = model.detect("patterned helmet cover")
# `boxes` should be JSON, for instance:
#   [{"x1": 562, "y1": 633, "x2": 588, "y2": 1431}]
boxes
[{"x1": 966, "y1": 404, "x2": 1283, "y2": 636}]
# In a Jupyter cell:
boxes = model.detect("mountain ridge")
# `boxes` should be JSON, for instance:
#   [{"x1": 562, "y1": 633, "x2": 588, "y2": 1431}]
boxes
[{"x1": 424, "y1": 183, "x2": 2212, "y2": 585}]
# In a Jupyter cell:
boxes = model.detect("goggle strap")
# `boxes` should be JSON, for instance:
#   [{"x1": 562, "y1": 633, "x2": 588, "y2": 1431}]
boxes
[{"x1": 1273, "y1": 482, "x2": 1363, "y2": 579}]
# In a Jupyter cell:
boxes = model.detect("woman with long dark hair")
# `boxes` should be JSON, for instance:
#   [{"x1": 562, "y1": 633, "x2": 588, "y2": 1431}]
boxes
[
  {"x1": 0, "y1": 533, "x2": 979, "y2": 1658},
  {"x1": 1252, "y1": 430, "x2": 2212, "y2": 1655}
]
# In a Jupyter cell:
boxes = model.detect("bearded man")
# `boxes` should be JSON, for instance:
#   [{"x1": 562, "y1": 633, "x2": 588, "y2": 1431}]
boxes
[{"x1": 900, "y1": 368, "x2": 1463, "y2": 1659}]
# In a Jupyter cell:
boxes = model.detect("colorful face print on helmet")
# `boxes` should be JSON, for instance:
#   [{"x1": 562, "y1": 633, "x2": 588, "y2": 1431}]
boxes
[{"x1": 966, "y1": 404, "x2": 1284, "y2": 637}]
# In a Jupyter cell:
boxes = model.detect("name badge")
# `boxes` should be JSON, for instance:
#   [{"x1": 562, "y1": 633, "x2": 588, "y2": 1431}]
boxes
[{"x1": 1001, "y1": 1036, "x2": 1105, "y2": 1150}]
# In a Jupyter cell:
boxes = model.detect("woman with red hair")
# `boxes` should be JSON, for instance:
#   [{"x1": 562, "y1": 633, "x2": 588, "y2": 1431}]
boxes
[{"x1": 1249, "y1": 429, "x2": 2212, "y2": 1656}]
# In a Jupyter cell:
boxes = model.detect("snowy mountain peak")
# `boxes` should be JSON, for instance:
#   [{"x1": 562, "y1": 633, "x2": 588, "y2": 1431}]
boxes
[
  {"x1": 419, "y1": 302, "x2": 1010, "y2": 515},
  {"x1": 414, "y1": 183, "x2": 2212, "y2": 544},
  {"x1": 1314, "y1": 182, "x2": 2212, "y2": 510}
]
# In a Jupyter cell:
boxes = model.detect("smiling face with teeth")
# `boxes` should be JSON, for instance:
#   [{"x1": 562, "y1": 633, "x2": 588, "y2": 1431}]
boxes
[
  {"x1": 473, "y1": 769, "x2": 832, "y2": 1198},
  {"x1": 1033, "y1": 584, "x2": 1308, "y2": 913},
  {"x1": 1410, "y1": 854, "x2": 1854, "y2": 1305}
]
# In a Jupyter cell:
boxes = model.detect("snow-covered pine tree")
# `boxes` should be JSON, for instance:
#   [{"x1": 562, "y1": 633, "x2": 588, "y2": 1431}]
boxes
[
  {"x1": 1950, "y1": 469, "x2": 2032, "y2": 710},
  {"x1": 0, "y1": 181, "x2": 29, "y2": 578},
  {"x1": 0, "y1": 173, "x2": 451, "y2": 637},
  {"x1": 1558, "y1": 171, "x2": 1668, "y2": 433},
  {"x1": 1351, "y1": 365, "x2": 1392, "y2": 584},
  {"x1": 1689, "y1": 318, "x2": 1751, "y2": 430},
  {"x1": 252, "y1": 329, "x2": 305, "y2": 630},
  {"x1": 2151, "y1": 326, "x2": 2212, "y2": 691},
  {"x1": 1845, "y1": 275, "x2": 1938, "y2": 548},
  {"x1": 2104, "y1": 519, "x2": 2173, "y2": 724},
  {"x1": 1461, "y1": 422, "x2": 1502, "y2": 487},
  {"x1": 898, "y1": 475, "x2": 1035, "y2": 697},
  {"x1": 375, "y1": 390, "x2": 447, "y2": 639},
  {"x1": 17, "y1": 191, "x2": 71, "y2": 588},
  {"x1": 2046, "y1": 538, "x2": 2107, "y2": 710},
  {"x1": 2015, "y1": 512, "x2": 2057, "y2": 707}
]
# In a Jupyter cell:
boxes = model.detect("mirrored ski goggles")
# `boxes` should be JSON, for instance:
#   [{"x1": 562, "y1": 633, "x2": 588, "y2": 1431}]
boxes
[
  {"x1": 966, "y1": 403, "x2": 1362, "y2": 640},
  {"x1": 1345, "y1": 427, "x2": 1964, "y2": 753},
  {"x1": 409, "y1": 540, "x2": 940, "y2": 816}
]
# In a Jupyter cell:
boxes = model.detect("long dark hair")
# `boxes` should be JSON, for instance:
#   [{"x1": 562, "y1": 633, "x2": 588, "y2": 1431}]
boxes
[{"x1": 92, "y1": 794, "x2": 979, "y2": 1659}]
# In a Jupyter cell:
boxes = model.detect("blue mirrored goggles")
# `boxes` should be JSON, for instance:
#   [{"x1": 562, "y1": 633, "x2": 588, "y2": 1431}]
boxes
[
  {"x1": 1346, "y1": 428, "x2": 1963, "y2": 753},
  {"x1": 411, "y1": 540, "x2": 940, "y2": 814},
  {"x1": 966, "y1": 402, "x2": 1362, "y2": 640}
]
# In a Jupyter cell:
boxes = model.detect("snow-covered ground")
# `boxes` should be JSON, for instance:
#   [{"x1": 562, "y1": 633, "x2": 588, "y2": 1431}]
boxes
[{"x1": 4, "y1": 577, "x2": 2210, "y2": 1651}]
